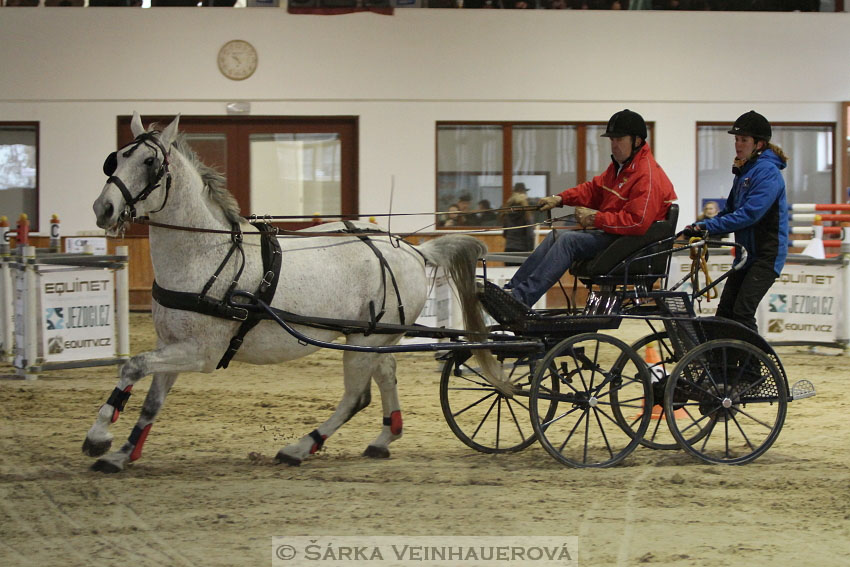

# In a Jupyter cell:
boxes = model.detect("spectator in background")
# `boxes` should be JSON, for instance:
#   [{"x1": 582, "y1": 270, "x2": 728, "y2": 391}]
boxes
[
  {"x1": 697, "y1": 200, "x2": 729, "y2": 244},
  {"x1": 501, "y1": 183, "x2": 536, "y2": 266},
  {"x1": 476, "y1": 199, "x2": 499, "y2": 226},
  {"x1": 697, "y1": 200, "x2": 719, "y2": 221},
  {"x1": 439, "y1": 204, "x2": 462, "y2": 228},
  {"x1": 454, "y1": 194, "x2": 473, "y2": 225}
]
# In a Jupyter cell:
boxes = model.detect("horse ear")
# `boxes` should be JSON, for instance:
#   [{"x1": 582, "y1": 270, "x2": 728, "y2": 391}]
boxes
[
  {"x1": 160, "y1": 114, "x2": 181, "y2": 148},
  {"x1": 130, "y1": 112, "x2": 145, "y2": 138}
]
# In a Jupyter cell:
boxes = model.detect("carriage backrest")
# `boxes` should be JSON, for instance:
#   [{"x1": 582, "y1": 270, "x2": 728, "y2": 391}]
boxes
[{"x1": 570, "y1": 203, "x2": 679, "y2": 285}]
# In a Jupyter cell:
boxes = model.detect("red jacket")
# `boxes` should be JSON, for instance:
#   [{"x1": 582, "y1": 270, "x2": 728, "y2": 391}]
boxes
[{"x1": 557, "y1": 143, "x2": 677, "y2": 236}]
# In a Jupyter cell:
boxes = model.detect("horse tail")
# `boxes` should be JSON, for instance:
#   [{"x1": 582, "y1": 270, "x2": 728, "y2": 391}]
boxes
[{"x1": 417, "y1": 235, "x2": 512, "y2": 396}]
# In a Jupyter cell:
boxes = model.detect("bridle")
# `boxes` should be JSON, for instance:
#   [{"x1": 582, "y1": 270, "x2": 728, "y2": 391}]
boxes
[{"x1": 103, "y1": 132, "x2": 172, "y2": 222}]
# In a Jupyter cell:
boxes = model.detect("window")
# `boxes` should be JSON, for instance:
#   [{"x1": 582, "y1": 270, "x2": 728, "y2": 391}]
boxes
[
  {"x1": 250, "y1": 132, "x2": 342, "y2": 217},
  {"x1": 0, "y1": 123, "x2": 39, "y2": 231},
  {"x1": 697, "y1": 122, "x2": 835, "y2": 216},
  {"x1": 436, "y1": 121, "x2": 654, "y2": 228},
  {"x1": 117, "y1": 116, "x2": 357, "y2": 232}
]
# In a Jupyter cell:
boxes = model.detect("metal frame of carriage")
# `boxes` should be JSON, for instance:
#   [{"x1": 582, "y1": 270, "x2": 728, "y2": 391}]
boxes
[{"x1": 234, "y1": 208, "x2": 816, "y2": 469}]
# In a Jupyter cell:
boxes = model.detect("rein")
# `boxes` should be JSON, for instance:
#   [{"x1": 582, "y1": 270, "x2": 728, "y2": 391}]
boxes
[{"x1": 132, "y1": 211, "x2": 578, "y2": 239}]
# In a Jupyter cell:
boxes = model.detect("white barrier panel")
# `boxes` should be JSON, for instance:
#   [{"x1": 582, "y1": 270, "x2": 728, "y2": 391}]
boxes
[
  {"x1": 760, "y1": 263, "x2": 842, "y2": 345},
  {"x1": 39, "y1": 268, "x2": 115, "y2": 363},
  {"x1": 405, "y1": 266, "x2": 453, "y2": 345},
  {"x1": 2, "y1": 245, "x2": 130, "y2": 379},
  {"x1": 409, "y1": 265, "x2": 528, "y2": 342},
  {"x1": 669, "y1": 252, "x2": 846, "y2": 348}
]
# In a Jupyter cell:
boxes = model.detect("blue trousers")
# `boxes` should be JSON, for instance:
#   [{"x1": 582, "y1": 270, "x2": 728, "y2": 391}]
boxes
[{"x1": 508, "y1": 230, "x2": 618, "y2": 306}]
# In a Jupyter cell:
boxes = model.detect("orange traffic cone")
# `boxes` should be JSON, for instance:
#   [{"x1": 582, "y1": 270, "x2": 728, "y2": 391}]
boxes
[
  {"x1": 646, "y1": 342, "x2": 688, "y2": 420},
  {"x1": 634, "y1": 342, "x2": 687, "y2": 420}
]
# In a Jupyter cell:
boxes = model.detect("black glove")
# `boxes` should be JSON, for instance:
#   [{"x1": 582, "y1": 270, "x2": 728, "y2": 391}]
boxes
[{"x1": 682, "y1": 224, "x2": 706, "y2": 238}]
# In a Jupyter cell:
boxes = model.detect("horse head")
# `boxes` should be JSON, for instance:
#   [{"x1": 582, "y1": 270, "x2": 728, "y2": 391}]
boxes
[{"x1": 93, "y1": 112, "x2": 180, "y2": 234}]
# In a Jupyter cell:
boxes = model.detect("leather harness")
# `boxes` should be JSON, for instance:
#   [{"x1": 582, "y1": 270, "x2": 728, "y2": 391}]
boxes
[
  {"x1": 152, "y1": 221, "x2": 282, "y2": 369},
  {"x1": 151, "y1": 221, "x2": 405, "y2": 369}
]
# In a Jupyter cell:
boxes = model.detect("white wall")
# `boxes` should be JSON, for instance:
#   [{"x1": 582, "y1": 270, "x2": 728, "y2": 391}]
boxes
[{"x1": 0, "y1": 9, "x2": 847, "y2": 234}]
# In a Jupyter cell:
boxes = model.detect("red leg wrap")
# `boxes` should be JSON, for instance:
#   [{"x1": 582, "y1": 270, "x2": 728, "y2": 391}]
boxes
[
  {"x1": 309, "y1": 433, "x2": 328, "y2": 455},
  {"x1": 390, "y1": 410, "x2": 403, "y2": 436},
  {"x1": 129, "y1": 424, "x2": 152, "y2": 462}
]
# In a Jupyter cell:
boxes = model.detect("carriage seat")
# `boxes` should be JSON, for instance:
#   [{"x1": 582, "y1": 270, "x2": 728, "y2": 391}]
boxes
[{"x1": 570, "y1": 204, "x2": 679, "y2": 285}]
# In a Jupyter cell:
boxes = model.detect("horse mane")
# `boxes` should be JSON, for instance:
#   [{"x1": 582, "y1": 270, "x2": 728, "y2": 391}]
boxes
[{"x1": 148, "y1": 124, "x2": 243, "y2": 224}]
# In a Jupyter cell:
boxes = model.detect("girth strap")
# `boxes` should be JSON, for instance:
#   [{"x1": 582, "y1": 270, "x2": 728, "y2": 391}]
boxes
[
  {"x1": 343, "y1": 221, "x2": 405, "y2": 326},
  {"x1": 152, "y1": 280, "x2": 250, "y2": 321}
]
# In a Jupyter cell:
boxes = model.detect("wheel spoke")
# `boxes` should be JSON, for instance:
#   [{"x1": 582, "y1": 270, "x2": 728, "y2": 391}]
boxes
[
  {"x1": 451, "y1": 390, "x2": 498, "y2": 419},
  {"x1": 469, "y1": 396, "x2": 500, "y2": 441},
  {"x1": 504, "y1": 398, "x2": 528, "y2": 440},
  {"x1": 556, "y1": 409, "x2": 588, "y2": 453},
  {"x1": 592, "y1": 408, "x2": 615, "y2": 459}
]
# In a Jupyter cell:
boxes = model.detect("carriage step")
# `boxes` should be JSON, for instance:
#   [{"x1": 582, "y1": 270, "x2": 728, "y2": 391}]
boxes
[
  {"x1": 790, "y1": 379, "x2": 817, "y2": 401},
  {"x1": 477, "y1": 280, "x2": 530, "y2": 326}
]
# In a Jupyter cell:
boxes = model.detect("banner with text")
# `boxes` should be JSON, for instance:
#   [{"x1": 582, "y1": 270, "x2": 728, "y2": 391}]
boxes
[
  {"x1": 758, "y1": 262, "x2": 841, "y2": 343},
  {"x1": 668, "y1": 253, "x2": 842, "y2": 344},
  {"x1": 39, "y1": 268, "x2": 115, "y2": 362}
]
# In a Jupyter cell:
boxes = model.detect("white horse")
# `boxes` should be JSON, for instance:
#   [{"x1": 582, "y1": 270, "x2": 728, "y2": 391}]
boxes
[{"x1": 86, "y1": 113, "x2": 504, "y2": 472}]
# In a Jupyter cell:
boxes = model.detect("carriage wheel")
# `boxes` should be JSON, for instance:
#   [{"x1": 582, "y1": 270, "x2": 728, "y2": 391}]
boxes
[
  {"x1": 610, "y1": 332, "x2": 712, "y2": 451},
  {"x1": 664, "y1": 339, "x2": 787, "y2": 465},
  {"x1": 529, "y1": 333, "x2": 653, "y2": 468},
  {"x1": 439, "y1": 350, "x2": 558, "y2": 453}
]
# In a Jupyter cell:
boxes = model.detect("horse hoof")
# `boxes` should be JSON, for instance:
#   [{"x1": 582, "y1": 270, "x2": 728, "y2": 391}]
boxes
[
  {"x1": 275, "y1": 451, "x2": 302, "y2": 467},
  {"x1": 82, "y1": 437, "x2": 112, "y2": 458},
  {"x1": 90, "y1": 459, "x2": 123, "y2": 474},
  {"x1": 363, "y1": 445, "x2": 390, "y2": 459}
]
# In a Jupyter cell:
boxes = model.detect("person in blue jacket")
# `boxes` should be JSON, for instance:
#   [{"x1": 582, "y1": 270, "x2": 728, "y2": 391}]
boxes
[{"x1": 685, "y1": 110, "x2": 789, "y2": 332}]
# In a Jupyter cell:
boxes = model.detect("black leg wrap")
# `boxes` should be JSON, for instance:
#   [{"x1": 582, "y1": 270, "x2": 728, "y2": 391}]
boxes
[
  {"x1": 106, "y1": 387, "x2": 132, "y2": 412},
  {"x1": 308, "y1": 429, "x2": 325, "y2": 451},
  {"x1": 382, "y1": 416, "x2": 392, "y2": 426},
  {"x1": 128, "y1": 425, "x2": 145, "y2": 445}
]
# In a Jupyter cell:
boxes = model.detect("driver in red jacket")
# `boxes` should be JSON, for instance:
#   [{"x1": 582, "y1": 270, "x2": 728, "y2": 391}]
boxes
[{"x1": 507, "y1": 109, "x2": 678, "y2": 306}]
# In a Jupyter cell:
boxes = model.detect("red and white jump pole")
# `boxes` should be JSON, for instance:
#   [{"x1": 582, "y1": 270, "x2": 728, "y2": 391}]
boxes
[{"x1": 790, "y1": 204, "x2": 850, "y2": 212}]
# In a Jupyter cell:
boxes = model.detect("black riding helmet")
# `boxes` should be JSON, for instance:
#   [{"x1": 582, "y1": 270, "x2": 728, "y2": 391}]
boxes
[
  {"x1": 601, "y1": 109, "x2": 648, "y2": 140},
  {"x1": 728, "y1": 110, "x2": 772, "y2": 142}
]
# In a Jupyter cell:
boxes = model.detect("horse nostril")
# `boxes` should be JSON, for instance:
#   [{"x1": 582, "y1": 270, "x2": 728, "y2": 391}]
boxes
[{"x1": 104, "y1": 203, "x2": 114, "y2": 219}]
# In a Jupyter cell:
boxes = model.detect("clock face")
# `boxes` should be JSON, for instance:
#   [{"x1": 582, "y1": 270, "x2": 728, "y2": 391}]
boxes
[{"x1": 217, "y1": 40, "x2": 258, "y2": 81}]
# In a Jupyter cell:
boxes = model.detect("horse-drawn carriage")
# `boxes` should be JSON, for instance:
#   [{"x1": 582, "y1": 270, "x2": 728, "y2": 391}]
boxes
[
  {"x1": 442, "y1": 203, "x2": 814, "y2": 467},
  {"x1": 84, "y1": 114, "x2": 814, "y2": 472}
]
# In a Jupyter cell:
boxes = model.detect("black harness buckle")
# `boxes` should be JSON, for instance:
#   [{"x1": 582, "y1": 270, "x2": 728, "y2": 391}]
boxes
[{"x1": 258, "y1": 270, "x2": 274, "y2": 294}]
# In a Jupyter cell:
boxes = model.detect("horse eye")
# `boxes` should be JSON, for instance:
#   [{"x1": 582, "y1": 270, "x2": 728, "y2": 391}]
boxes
[{"x1": 144, "y1": 157, "x2": 155, "y2": 166}]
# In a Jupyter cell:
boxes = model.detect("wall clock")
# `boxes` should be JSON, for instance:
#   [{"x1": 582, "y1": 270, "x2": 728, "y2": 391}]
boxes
[{"x1": 217, "y1": 40, "x2": 258, "y2": 81}]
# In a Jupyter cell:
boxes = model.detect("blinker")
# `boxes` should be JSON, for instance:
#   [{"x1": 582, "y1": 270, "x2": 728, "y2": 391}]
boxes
[{"x1": 103, "y1": 152, "x2": 117, "y2": 176}]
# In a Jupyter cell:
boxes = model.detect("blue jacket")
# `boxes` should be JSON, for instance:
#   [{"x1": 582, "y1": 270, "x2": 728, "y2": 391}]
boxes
[{"x1": 701, "y1": 148, "x2": 788, "y2": 274}]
